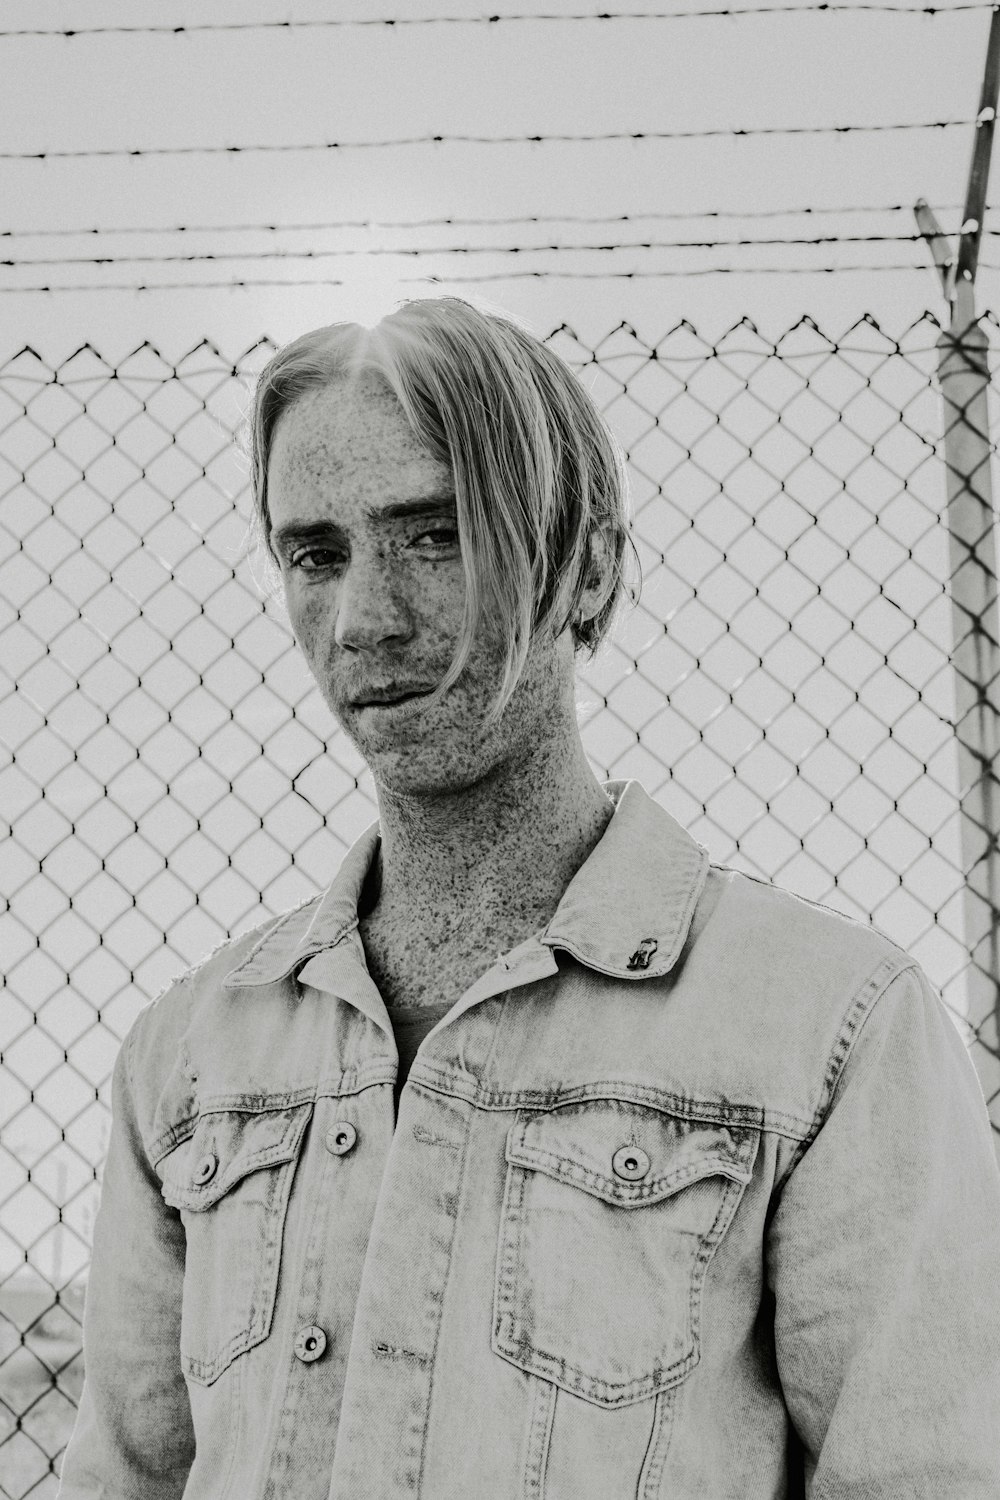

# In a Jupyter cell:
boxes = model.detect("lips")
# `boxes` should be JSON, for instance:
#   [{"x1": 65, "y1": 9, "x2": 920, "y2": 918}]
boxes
[{"x1": 353, "y1": 686, "x2": 434, "y2": 707}]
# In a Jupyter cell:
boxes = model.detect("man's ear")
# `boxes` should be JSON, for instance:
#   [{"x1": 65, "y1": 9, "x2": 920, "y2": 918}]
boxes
[{"x1": 575, "y1": 528, "x2": 617, "y2": 630}]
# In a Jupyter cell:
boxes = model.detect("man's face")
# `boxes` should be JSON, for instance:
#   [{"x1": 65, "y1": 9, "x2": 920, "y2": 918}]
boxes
[{"x1": 266, "y1": 372, "x2": 571, "y2": 796}]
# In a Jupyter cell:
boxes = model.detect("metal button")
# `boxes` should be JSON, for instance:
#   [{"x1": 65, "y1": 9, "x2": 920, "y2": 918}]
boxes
[
  {"x1": 293, "y1": 1324, "x2": 327, "y2": 1363},
  {"x1": 193, "y1": 1152, "x2": 218, "y2": 1186},
  {"x1": 612, "y1": 1145, "x2": 651, "y2": 1182},
  {"x1": 325, "y1": 1122, "x2": 357, "y2": 1156}
]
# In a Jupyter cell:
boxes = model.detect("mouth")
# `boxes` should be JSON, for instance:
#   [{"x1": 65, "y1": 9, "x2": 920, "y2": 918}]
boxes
[{"x1": 352, "y1": 686, "x2": 435, "y2": 710}]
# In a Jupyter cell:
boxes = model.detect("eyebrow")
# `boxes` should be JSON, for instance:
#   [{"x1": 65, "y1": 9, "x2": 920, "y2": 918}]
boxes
[
  {"x1": 372, "y1": 492, "x2": 457, "y2": 523},
  {"x1": 271, "y1": 492, "x2": 456, "y2": 552}
]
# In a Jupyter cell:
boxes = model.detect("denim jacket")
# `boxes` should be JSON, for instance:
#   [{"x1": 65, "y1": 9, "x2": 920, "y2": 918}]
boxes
[{"x1": 58, "y1": 780, "x2": 1000, "y2": 1499}]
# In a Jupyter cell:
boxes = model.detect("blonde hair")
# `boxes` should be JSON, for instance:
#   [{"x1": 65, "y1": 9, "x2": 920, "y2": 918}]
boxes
[{"x1": 247, "y1": 296, "x2": 637, "y2": 722}]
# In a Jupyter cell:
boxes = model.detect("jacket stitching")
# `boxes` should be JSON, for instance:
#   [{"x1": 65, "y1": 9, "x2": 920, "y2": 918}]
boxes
[
  {"x1": 639, "y1": 1390, "x2": 677, "y2": 1497},
  {"x1": 413, "y1": 1070, "x2": 813, "y2": 1139},
  {"x1": 221, "y1": 893, "x2": 325, "y2": 983},
  {"x1": 494, "y1": 1141, "x2": 752, "y2": 1407},
  {"x1": 147, "y1": 1071, "x2": 396, "y2": 1165},
  {"x1": 124, "y1": 1020, "x2": 157, "y2": 1176},
  {"x1": 413, "y1": 1072, "x2": 480, "y2": 1495},
  {"x1": 522, "y1": 1375, "x2": 555, "y2": 1498},
  {"x1": 781, "y1": 954, "x2": 917, "y2": 1180},
  {"x1": 511, "y1": 1149, "x2": 751, "y2": 1204}
]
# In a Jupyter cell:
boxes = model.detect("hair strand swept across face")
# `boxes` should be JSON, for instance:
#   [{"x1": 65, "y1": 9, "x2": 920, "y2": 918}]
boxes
[{"x1": 245, "y1": 296, "x2": 638, "y2": 725}]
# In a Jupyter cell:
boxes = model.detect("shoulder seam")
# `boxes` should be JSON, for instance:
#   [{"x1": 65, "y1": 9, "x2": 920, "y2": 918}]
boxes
[
  {"x1": 124, "y1": 1014, "x2": 161, "y2": 1176},
  {"x1": 786, "y1": 953, "x2": 918, "y2": 1174}
]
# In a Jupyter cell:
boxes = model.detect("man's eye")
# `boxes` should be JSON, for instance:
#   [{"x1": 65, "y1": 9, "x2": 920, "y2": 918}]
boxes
[
  {"x1": 413, "y1": 527, "x2": 459, "y2": 551},
  {"x1": 289, "y1": 547, "x2": 343, "y2": 571}
]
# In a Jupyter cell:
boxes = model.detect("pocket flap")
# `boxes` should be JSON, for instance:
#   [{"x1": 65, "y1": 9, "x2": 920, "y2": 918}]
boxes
[
  {"x1": 505, "y1": 1100, "x2": 757, "y2": 1207},
  {"x1": 160, "y1": 1100, "x2": 312, "y2": 1211}
]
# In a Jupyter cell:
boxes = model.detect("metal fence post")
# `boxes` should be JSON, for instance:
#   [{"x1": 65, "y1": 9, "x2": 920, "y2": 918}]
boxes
[
  {"x1": 916, "y1": 5, "x2": 1000, "y2": 1115},
  {"x1": 936, "y1": 302, "x2": 1000, "y2": 1101}
]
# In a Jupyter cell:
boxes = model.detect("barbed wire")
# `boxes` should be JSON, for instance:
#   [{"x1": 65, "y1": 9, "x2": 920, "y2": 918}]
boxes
[
  {"x1": 3, "y1": 261, "x2": 983, "y2": 293},
  {"x1": 410, "y1": 261, "x2": 991, "y2": 280},
  {"x1": 3, "y1": 3, "x2": 994, "y2": 36},
  {"x1": 0, "y1": 119, "x2": 973, "y2": 162},
  {"x1": 0, "y1": 231, "x2": 980, "y2": 271},
  {"x1": 0, "y1": 204, "x2": 981, "y2": 241}
]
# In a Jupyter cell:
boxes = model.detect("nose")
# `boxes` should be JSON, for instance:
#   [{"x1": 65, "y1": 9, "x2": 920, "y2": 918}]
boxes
[{"x1": 333, "y1": 551, "x2": 414, "y2": 653}]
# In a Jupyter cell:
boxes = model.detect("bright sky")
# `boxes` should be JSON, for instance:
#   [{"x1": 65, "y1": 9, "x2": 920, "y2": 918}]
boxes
[{"x1": 1, "y1": 0, "x2": 992, "y2": 363}]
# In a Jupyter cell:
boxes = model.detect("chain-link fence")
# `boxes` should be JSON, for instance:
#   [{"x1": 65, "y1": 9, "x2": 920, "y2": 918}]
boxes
[{"x1": 2, "y1": 311, "x2": 999, "y2": 1497}]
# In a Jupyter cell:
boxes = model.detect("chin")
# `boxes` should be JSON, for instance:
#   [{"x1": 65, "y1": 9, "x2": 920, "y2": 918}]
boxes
[
  {"x1": 371, "y1": 759, "x2": 473, "y2": 799},
  {"x1": 367, "y1": 741, "x2": 500, "y2": 800}
]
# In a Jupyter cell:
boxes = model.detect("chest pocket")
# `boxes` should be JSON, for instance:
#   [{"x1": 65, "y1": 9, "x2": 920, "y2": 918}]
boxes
[
  {"x1": 492, "y1": 1099, "x2": 758, "y2": 1408},
  {"x1": 159, "y1": 1100, "x2": 312, "y2": 1386}
]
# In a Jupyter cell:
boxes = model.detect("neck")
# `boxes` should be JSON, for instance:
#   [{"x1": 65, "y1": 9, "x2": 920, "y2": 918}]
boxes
[{"x1": 366, "y1": 727, "x2": 615, "y2": 943}]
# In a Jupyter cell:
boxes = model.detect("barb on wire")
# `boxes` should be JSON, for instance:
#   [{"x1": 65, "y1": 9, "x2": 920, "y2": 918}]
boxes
[
  {"x1": 0, "y1": 203, "x2": 982, "y2": 240},
  {"x1": 2, "y1": 3, "x2": 994, "y2": 36},
  {"x1": 5, "y1": 261, "x2": 986, "y2": 293},
  {"x1": 408, "y1": 259, "x2": 1000, "y2": 280},
  {"x1": 0, "y1": 120, "x2": 973, "y2": 162},
  {"x1": 0, "y1": 231, "x2": 975, "y2": 271}
]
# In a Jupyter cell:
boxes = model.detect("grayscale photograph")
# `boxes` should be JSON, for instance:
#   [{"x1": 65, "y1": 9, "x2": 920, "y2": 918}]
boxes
[{"x1": 1, "y1": 2, "x2": 999, "y2": 1497}]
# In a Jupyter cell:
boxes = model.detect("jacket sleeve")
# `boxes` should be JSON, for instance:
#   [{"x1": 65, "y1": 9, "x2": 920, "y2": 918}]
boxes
[
  {"x1": 767, "y1": 962, "x2": 1000, "y2": 1497},
  {"x1": 57, "y1": 1012, "x2": 195, "y2": 1499}
]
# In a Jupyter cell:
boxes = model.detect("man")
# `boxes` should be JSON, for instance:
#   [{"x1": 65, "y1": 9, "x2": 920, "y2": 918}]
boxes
[{"x1": 59, "y1": 297, "x2": 1000, "y2": 1499}]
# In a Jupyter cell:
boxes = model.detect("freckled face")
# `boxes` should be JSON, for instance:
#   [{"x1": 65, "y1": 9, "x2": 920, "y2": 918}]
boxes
[{"x1": 266, "y1": 372, "x2": 569, "y2": 795}]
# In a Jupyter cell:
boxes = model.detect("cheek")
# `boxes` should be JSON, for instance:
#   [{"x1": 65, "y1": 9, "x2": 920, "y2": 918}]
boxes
[{"x1": 284, "y1": 587, "x2": 330, "y2": 657}]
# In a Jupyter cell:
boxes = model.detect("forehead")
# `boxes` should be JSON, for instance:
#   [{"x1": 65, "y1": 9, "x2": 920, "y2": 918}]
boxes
[{"x1": 267, "y1": 372, "x2": 450, "y2": 525}]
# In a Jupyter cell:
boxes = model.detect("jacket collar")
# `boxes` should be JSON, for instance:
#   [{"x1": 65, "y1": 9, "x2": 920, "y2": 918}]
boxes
[
  {"x1": 222, "y1": 779, "x2": 709, "y2": 989},
  {"x1": 539, "y1": 779, "x2": 710, "y2": 979}
]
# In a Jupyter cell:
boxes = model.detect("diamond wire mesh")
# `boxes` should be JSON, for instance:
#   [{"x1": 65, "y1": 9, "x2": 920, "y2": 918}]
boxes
[{"x1": 1, "y1": 313, "x2": 998, "y2": 1496}]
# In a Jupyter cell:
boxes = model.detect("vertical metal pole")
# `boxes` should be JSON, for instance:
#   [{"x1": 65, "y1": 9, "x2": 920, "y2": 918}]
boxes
[
  {"x1": 919, "y1": 7, "x2": 1000, "y2": 1118},
  {"x1": 936, "y1": 295, "x2": 1000, "y2": 1100}
]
